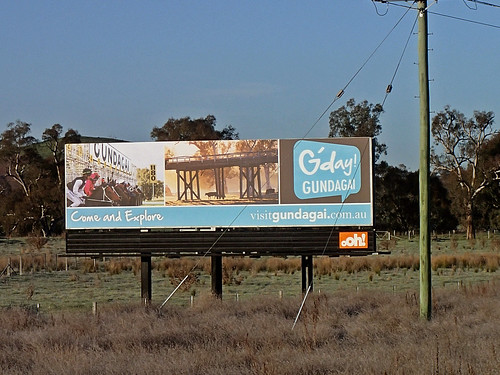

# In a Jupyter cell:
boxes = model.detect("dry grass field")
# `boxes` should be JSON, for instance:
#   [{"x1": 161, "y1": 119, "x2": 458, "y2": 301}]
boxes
[
  {"x1": 0, "y1": 282, "x2": 499, "y2": 374},
  {"x1": 0, "y1": 234, "x2": 499, "y2": 374}
]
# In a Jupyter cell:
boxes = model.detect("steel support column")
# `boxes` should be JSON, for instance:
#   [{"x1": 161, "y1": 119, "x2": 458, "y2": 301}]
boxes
[
  {"x1": 211, "y1": 255, "x2": 223, "y2": 298},
  {"x1": 141, "y1": 254, "x2": 152, "y2": 303}
]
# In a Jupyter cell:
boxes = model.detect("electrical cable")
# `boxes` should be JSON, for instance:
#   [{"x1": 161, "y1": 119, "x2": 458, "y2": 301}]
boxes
[
  {"x1": 382, "y1": 12, "x2": 418, "y2": 107},
  {"x1": 159, "y1": 3, "x2": 412, "y2": 311},
  {"x1": 291, "y1": 138, "x2": 372, "y2": 329},
  {"x1": 301, "y1": 3, "x2": 414, "y2": 140},
  {"x1": 295, "y1": 0, "x2": 498, "y2": 329},
  {"x1": 430, "y1": 10, "x2": 500, "y2": 29},
  {"x1": 424, "y1": 0, "x2": 439, "y2": 12},
  {"x1": 464, "y1": 0, "x2": 478, "y2": 10},
  {"x1": 465, "y1": 0, "x2": 500, "y2": 8},
  {"x1": 159, "y1": 137, "x2": 373, "y2": 312},
  {"x1": 158, "y1": 203, "x2": 253, "y2": 311},
  {"x1": 372, "y1": 0, "x2": 389, "y2": 16},
  {"x1": 292, "y1": 283, "x2": 312, "y2": 330},
  {"x1": 385, "y1": 1, "x2": 500, "y2": 28}
]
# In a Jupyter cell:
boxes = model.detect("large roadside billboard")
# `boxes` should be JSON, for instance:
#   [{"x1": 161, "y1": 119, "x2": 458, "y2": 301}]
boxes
[{"x1": 65, "y1": 138, "x2": 373, "y2": 229}]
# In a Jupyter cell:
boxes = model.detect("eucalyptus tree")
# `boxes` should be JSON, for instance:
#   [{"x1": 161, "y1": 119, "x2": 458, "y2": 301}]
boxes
[
  {"x1": 431, "y1": 106, "x2": 499, "y2": 239},
  {"x1": 151, "y1": 115, "x2": 238, "y2": 141},
  {"x1": 329, "y1": 98, "x2": 387, "y2": 162},
  {"x1": 0, "y1": 121, "x2": 79, "y2": 236},
  {"x1": 42, "y1": 124, "x2": 81, "y2": 187},
  {"x1": 0, "y1": 121, "x2": 41, "y2": 197}
]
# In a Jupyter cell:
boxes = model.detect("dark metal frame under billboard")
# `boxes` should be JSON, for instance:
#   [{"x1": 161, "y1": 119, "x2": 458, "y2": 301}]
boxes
[{"x1": 66, "y1": 227, "x2": 382, "y2": 302}]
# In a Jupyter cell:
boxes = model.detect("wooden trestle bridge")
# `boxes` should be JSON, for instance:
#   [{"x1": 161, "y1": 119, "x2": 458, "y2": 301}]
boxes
[{"x1": 165, "y1": 150, "x2": 278, "y2": 201}]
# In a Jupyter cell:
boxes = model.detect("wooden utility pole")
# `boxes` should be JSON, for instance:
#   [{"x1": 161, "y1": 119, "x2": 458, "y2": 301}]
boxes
[
  {"x1": 374, "y1": 0, "x2": 432, "y2": 319},
  {"x1": 417, "y1": 0, "x2": 431, "y2": 321}
]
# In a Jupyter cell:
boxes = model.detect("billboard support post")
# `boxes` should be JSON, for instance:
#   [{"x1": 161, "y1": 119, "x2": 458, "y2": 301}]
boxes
[
  {"x1": 141, "y1": 254, "x2": 152, "y2": 303},
  {"x1": 211, "y1": 255, "x2": 223, "y2": 299}
]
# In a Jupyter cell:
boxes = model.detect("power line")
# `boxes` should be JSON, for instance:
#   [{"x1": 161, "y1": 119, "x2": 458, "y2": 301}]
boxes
[
  {"x1": 372, "y1": 0, "x2": 390, "y2": 16},
  {"x1": 382, "y1": 13, "x2": 418, "y2": 107},
  {"x1": 430, "y1": 10, "x2": 500, "y2": 29},
  {"x1": 302, "y1": 3, "x2": 414, "y2": 139},
  {"x1": 384, "y1": 1, "x2": 500, "y2": 28},
  {"x1": 465, "y1": 0, "x2": 500, "y2": 9},
  {"x1": 463, "y1": 0, "x2": 478, "y2": 9}
]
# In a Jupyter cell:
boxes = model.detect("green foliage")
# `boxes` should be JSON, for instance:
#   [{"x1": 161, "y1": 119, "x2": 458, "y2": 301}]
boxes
[
  {"x1": 431, "y1": 106, "x2": 499, "y2": 238},
  {"x1": 136, "y1": 168, "x2": 164, "y2": 200},
  {"x1": 475, "y1": 132, "x2": 500, "y2": 230},
  {"x1": 0, "y1": 122, "x2": 78, "y2": 237},
  {"x1": 0, "y1": 121, "x2": 42, "y2": 196},
  {"x1": 329, "y1": 98, "x2": 386, "y2": 162},
  {"x1": 375, "y1": 162, "x2": 457, "y2": 232},
  {"x1": 41, "y1": 124, "x2": 81, "y2": 186},
  {"x1": 150, "y1": 115, "x2": 239, "y2": 141}
]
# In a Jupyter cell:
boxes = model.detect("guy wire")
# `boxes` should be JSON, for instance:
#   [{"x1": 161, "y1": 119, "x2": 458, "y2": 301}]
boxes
[
  {"x1": 291, "y1": 137, "x2": 372, "y2": 329},
  {"x1": 159, "y1": 2, "x2": 405, "y2": 310}
]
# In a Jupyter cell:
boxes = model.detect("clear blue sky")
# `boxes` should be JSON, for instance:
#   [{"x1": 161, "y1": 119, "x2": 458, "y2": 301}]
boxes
[{"x1": 1, "y1": 0, "x2": 499, "y2": 170}]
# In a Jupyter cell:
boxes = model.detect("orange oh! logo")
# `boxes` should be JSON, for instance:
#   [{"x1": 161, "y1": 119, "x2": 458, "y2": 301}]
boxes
[{"x1": 339, "y1": 232, "x2": 368, "y2": 249}]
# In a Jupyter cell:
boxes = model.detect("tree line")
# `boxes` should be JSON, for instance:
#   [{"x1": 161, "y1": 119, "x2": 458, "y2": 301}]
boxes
[{"x1": 0, "y1": 102, "x2": 498, "y2": 239}]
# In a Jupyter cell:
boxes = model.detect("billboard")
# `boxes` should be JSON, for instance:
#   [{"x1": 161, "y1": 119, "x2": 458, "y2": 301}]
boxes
[{"x1": 65, "y1": 138, "x2": 373, "y2": 229}]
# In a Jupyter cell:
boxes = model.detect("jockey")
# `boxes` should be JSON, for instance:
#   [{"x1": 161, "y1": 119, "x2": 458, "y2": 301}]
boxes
[
  {"x1": 66, "y1": 168, "x2": 92, "y2": 207},
  {"x1": 84, "y1": 172, "x2": 100, "y2": 196}
]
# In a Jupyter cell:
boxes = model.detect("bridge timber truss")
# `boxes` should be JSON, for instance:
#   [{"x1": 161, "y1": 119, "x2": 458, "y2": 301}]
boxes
[{"x1": 165, "y1": 150, "x2": 278, "y2": 200}]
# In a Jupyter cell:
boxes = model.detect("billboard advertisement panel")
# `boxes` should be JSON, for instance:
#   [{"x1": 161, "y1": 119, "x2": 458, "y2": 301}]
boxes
[{"x1": 65, "y1": 138, "x2": 373, "y2": 229}]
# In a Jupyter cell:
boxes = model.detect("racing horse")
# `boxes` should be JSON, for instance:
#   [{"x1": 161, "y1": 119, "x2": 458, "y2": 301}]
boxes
[
  {"x1": 84, "y1": 184, "x2": 122, "y2": 206},
  {"x1": 113, "y1": 182, "x2": 143, "y2": 206}
]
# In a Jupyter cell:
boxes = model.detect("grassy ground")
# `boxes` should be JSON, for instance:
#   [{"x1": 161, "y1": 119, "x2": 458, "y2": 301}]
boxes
[
  {"x1": 1, "y1": 234, "x2": 499, "y2": 374},
  {"x1": 1, "y1": 282, "x2": 499, "y2": 374},
  {"x1": 1, "y1": 233, "x2": 499, "y2": 311}
]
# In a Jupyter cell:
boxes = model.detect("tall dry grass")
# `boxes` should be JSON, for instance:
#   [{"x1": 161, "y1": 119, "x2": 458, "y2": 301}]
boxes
[
  {"x1": 1, "y1": 281, "x2": 498, "y2": 374},
  {"x1": 2, "y1": 252, "x2": 499, "y2": 286}
]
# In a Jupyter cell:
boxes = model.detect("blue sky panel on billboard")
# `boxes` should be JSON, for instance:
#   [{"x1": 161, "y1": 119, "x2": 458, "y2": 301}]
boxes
[{"x1": 65, "y1": 138, "x2": 373, "y2": 229}]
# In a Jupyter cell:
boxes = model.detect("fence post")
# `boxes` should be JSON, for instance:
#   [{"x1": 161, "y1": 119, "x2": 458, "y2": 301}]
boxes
[
  {"x1": 92, "y1": 301, "x2": 98, "y2": 315},
  {"x1": 19, "y1": 255, "x2": 23, "y2": 276}
]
